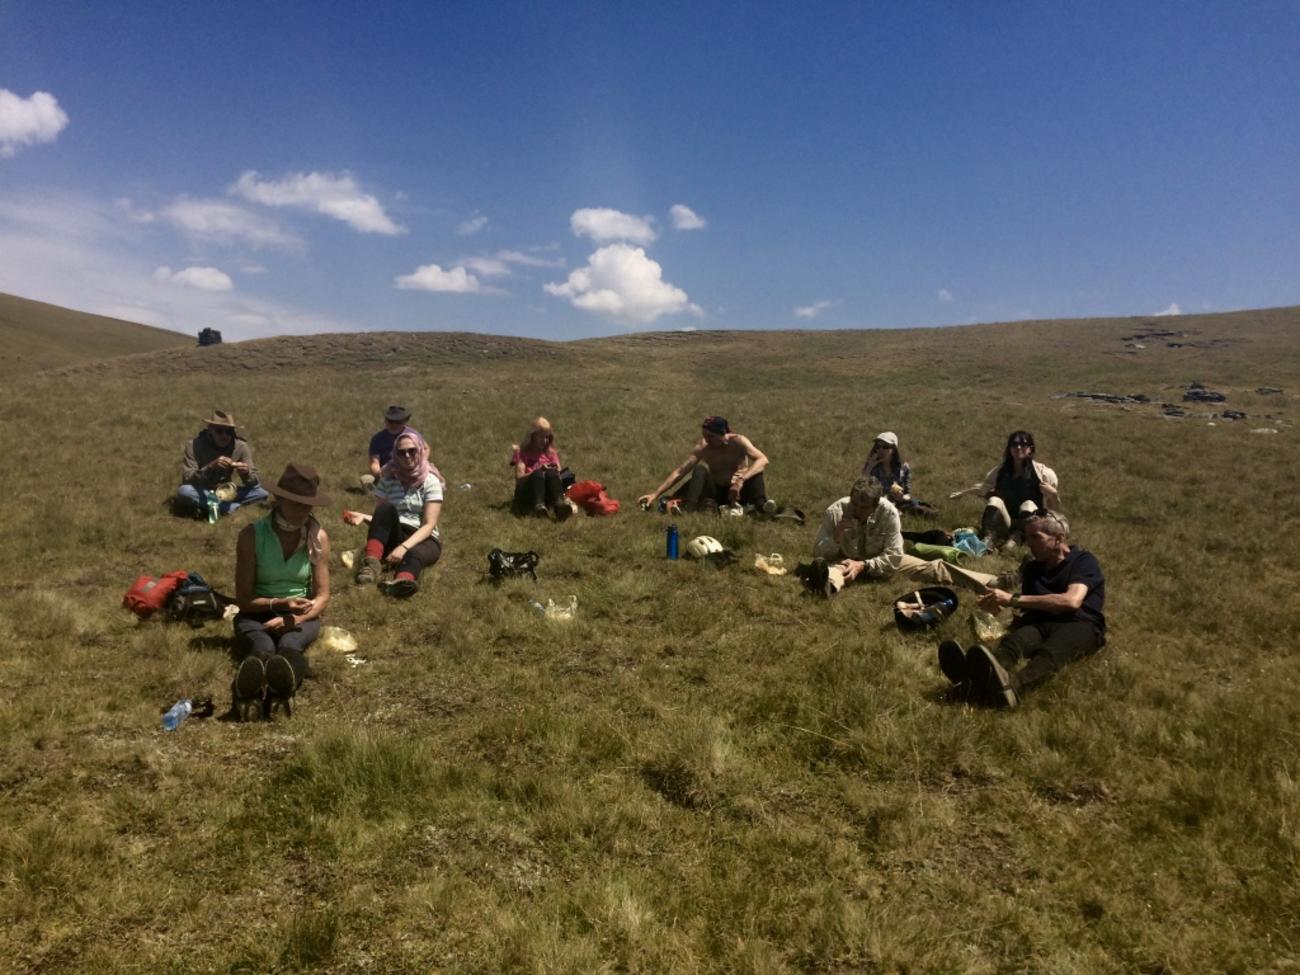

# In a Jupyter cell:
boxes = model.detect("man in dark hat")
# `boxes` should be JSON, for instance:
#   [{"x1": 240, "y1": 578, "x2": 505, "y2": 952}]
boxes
[
  {"x1": 175, "y1": 410, "x2": 267, "y2": 519},
  {"x1": 636, "y1": 415, "x2": 773, "y2": 513},
  {"x1": 361, "y1": 405, "x2": 413, "y2": 490},
  {"x1": 937, "y1": 510, "x2": 1106, "y2": 708}
]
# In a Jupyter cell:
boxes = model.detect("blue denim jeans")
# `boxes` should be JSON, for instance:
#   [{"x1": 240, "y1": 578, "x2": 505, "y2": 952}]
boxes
[{"x1": 175, "y1": 482, "x2": 270, "y2": 516}]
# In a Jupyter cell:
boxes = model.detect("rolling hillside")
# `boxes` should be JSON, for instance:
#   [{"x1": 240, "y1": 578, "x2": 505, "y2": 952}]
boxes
[{"x1": 0, "y1": 291, "x2": 190, "y2": 376}]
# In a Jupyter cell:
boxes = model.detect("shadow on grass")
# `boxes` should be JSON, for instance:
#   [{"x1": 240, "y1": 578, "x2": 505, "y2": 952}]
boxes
[{"x1": 188, "y1": 634, "x2": 234, "y2": 654}]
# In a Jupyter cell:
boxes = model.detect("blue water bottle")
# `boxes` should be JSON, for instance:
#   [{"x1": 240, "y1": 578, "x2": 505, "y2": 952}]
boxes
[
  {"x1": 919, "y1": 596, "x2": 957, "y2": 626},
  {"x1": 162, "y1": 698, "x2": 193, "y2": 731},
  {"x1": 666, "y1": 523, "x2": 679, "y2": 560}
]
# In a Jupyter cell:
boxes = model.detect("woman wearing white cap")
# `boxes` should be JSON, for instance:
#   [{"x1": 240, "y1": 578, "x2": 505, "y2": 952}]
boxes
[{"x1": 861, "y1": 432, "x2": 914, "y2": 508}]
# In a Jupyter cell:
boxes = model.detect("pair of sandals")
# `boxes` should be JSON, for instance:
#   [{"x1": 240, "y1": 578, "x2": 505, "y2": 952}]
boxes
[{"x1": 233, "y1": 655, "x2": 296, "y2": 721}]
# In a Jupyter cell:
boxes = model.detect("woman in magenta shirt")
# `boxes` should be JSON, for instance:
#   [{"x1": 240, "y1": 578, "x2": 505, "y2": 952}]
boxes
[{"x1": 511, "y1": 417, "x2": 577, "y2": 520}]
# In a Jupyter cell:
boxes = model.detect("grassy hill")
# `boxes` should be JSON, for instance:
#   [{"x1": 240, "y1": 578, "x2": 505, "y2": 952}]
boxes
[
  {"x1": 0, "y1": 291, "x2": 189, "y2": 376},
  {"x1": 0, "y1": 305, "x2": 1297, "y2": 973}
]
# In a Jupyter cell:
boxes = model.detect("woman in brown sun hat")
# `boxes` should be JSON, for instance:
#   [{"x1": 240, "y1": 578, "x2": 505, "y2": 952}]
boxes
[{"x1": 230, "y1": 463, "x2": 332, "y2": 720}]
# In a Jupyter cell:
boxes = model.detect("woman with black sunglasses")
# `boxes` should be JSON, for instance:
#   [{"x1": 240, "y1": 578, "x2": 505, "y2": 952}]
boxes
[
  {"x1": 352, "y1": 430, "x2": 444, "y2": 598},
  {"x1": 949, "y1": 431, "x2": 1060, "y2": 549}
]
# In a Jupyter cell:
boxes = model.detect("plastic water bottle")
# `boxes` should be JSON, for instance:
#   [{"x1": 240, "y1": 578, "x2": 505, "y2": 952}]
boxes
[
  {"x1": 162, "y1": 698, "x2": 193, "y2": 731},
  {"x1": 666, "y1": 524, "x2": 679, "y2": 560},
  {"x1": 204, "y1": 491, "x2": 220, "y2": 524},
  {"x1": 527, "y1": 598, "x2": 546, "y2": 617},
  {"x1": 544, "y1": 596, "x2": 578, "y2": 621},
  {"x1": 919, "y1": 596, "x2": 957, "y2": 626}
]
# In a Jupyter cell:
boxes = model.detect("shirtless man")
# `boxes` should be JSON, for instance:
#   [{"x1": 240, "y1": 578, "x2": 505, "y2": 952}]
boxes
[{"x1": 636, "y1": 415, "x2": 773, "y2": 513}]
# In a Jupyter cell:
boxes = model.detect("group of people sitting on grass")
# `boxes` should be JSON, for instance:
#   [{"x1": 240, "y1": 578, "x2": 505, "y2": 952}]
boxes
[{"x1": 170, "y1": 407, "x2": 1103, "y2": 719}]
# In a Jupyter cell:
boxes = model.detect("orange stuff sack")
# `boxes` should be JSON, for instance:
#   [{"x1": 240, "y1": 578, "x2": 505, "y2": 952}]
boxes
[{"x1": 123, "y1": 571, "x2": 189, "y2": 619}]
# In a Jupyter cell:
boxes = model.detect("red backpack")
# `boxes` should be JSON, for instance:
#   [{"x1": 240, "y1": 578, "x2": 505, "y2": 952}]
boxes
[
  {"x1": 123, "y1": 571, "x2": 189, "y2": 619},
  {"x1": 566, "y1": 480, "x2": 621, "y2": 516}
]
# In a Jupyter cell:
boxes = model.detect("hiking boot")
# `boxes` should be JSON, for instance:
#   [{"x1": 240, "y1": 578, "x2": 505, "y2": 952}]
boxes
[
  {"x1": 380, "y1": 577, "x2": 419, "y2": 599},
  {"x1": 803, "y1": 558, "x2": 831, "y2": 597},
  {"x1": 233, "y1": 656, "x2": 267, "y2": 722},
  {"x1": 761, "y1": 498, "x2": 778, "y2": 517},
  {"x1": 533, "y1": 503, "x2": 551, "y2": 520},
  {"x1": 265, "y1": 654, "x2": 296, "y2": 719},
  {"x1": 937, "y1": 639, "x2": 968, "y2": 685},
  {"x1": 966, "y1": 643, "x2": 1019, "y2": 709},
  {"x1": 555, "y1": 498, "x2": 577, "y2": 522},
  {"x1": 355, "y1": 555, "x2": 382, "y2": 585}
]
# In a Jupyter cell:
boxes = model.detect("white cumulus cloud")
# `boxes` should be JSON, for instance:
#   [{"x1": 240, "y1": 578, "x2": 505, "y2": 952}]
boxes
[
  {"x1": 570, "y1": 207, "x2": 657, "y2": 245},
  {"x1": 1154, "y1": 302, "x2": 1182, "y2": 316},
  {"x1": 456, "y1": 213, "x2": 489, "y2": 236},
  {"x1": 938, "y1": 288, "x2": 954, "y2": 302},
  {"x1": 794, "y1": 299, "x2": 841, "y2": 319},
  {"x1": 232, "y1": 170, "x2": 404, "y2": 235},
  {"x1": 162, "y1": 198, "x2": 302, "y2": 250},
  {"x1": 153, "y1": 265, "x2": 234, "y2": 292},
  {"x1": 669, "y1": 204, "x2": 707, "y2": 231},
  {"x1": 395, "y1": 263, "x2": 483, "y2": 293},
  {"x1": 0, "y1": 90, "x2": 69, "y2": 158},
  {"x1": 544, "y1": 243, "x2": 697, "y2": 327}
]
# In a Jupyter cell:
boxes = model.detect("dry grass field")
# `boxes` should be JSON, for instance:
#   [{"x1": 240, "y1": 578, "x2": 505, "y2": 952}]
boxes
[
  {"x1": 1, "y1": 300, "x2": 1297, "y2": 973},
  {"x1": 0, "y1": 292, "x2": 189, "y2": 377}
]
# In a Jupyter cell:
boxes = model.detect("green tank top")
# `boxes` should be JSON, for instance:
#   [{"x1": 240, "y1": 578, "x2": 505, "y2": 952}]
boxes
[{"x1": 253, "y1": 515, "x2": 312, "y2": 599}]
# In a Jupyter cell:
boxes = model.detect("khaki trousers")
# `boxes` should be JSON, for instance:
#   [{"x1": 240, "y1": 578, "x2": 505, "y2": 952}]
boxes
[
  {"x1": 983, "y1": 496, "x2": 1040, "y2": 533},
  {"x1": 826, "y1": 554, "x2": 997, "y2": 594}
]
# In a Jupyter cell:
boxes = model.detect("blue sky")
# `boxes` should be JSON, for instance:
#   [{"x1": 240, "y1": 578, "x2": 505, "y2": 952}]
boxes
[{"x1": 2, "y1": 1, "x2": 1297, "y2": 341}]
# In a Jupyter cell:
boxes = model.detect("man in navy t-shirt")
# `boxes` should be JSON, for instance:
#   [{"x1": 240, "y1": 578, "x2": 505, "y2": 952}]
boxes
[
  {"x1": 361, "y1": 405, "x2": 411, "y2": 489},
  {"x1": 938, "y1": 510, "x2": 1106, "y2": 708}
]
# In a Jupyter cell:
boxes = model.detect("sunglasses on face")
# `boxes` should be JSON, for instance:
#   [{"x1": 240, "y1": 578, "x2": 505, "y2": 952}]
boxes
[
  {"x1": 396, "y1": 447, "x2": 420, "y2": 458},
  {"x1": 208, "y1": 426, "x2": 234, "y2": 436}
]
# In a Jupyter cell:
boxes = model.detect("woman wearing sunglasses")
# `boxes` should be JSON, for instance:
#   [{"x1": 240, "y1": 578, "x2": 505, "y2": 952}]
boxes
[
  {"x1": 860, "y1": 430, "x2": 921, "y2": 508},
  {"x1": 949, "y1": 430, "x2": 1060, "y2": 549},
  {"x1": 353, "y1": 430, "x2": 443, "y2": 597},
  {"x1": 230, "y1": 463, "x2": 330, "y2": 720}
]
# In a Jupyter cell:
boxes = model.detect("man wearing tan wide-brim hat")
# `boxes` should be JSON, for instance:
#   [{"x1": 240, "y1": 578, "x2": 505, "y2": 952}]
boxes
[{"x1": 174, "y1": 409, "x2": 269, "y2": 519}]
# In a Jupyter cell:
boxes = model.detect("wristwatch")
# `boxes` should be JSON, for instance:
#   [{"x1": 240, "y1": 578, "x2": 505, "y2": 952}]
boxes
[{"x1": 1011, "y1": 593, "x2": 1022, "y2": 608}]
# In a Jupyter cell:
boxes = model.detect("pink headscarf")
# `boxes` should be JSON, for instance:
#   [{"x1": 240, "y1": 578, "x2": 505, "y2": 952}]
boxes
[{"x1": 381, "y1": 429, "x2": 443, "y2": 489}]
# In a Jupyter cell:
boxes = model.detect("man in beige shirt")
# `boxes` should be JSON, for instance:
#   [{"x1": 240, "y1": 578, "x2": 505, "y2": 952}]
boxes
[{"x1": 809, "y1": 478, "x2": 1001, "y2": 596}]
